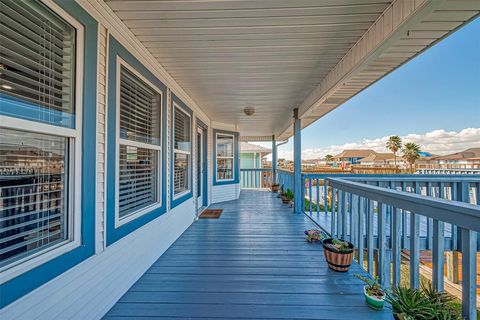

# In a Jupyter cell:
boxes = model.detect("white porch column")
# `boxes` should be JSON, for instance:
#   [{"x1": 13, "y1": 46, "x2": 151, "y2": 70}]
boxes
[{"x1": 272, "y1": 134, "x2": 277, "y2": 185}]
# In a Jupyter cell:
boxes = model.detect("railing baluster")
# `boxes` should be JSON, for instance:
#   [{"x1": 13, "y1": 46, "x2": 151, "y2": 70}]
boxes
[
  {"x1": 378, "y1": 202, "x2": 390, "y2": 287},
  {"x1": 358, "y1": 196, "x2": 364, "y2": 268},
  {"x1": 331, "y1": 188, "x2": 336, "y2": 237},
  {"x1": 316, "y1": 179, "x2": 320, "y2": 214},
  {"x1": 402, "y1": 181, "x2": 408, "y2": 248},
  {"x1": 342, "y1": 191, "x2": 347, "y2": 240},
  {"x1": 432, "y1": 219, "x2": 444, "y2": 292},
  {"x1": 309, "y1": 178, "x2": 312, "y2": 213},
  {"x1": 461, "y1": 228, "x2": 477, "y2": 319},
  {"x1": 350, "y1": 194, "x2": 357, "y2": 245},
  {"x1": 367, "y1": 198, "x2": 374, "y2": 276},
  {"x1": 324, "y1": 181, "x2": 328, "y2": 215},
  {"x1": 392, "y1": 206, "x2": 401, "y2": 287},
  {"x1": 337, "y1": 190, "x2": 343, "y2": 238},
  {"x1": 410, "y1": 212, "x2": 420, "y2": 289},
  {"x1": 427, "y1": 182, "x2": 433, "y2": 250}
]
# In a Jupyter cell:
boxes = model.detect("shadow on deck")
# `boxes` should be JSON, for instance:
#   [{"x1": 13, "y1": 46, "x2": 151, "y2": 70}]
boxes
[{"x1": 105, "y1": 190, "x2": 392, "y2": 319}]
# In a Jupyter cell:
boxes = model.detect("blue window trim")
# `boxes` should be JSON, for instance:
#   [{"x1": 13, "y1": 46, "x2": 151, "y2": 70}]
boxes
[
  {"x1": 0, "y1": 1, "x2": 97, "y2": 308},
  {"x1": 213, "y1": 129, "x2": 240, "y2": 185},
  {"x1": 106, "y1": 37, "x2": 167, "y2": 246},
  {"x1": 170, "y1": 94, "x2": 193, "y2": 208}
]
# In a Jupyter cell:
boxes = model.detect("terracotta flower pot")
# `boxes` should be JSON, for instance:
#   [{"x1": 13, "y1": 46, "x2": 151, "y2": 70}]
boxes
[
  {"x1": 322, "y1": 238, "x2": 354, "y2": 272},
  {"x1": 271, "y1": 184, "x2": 279, "y2": 192}
]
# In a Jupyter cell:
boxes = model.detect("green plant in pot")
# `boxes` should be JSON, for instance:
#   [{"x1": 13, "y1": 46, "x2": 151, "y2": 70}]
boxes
[
  {"x1": 355, "y1": 274, "x2": 385, "y2": 310},
  {"x1": 321, "y1": 238, "x2": 354, "y2": 272},
  {"x1": 386, "y1": 283, "x2": 460, "y2": 320},
  {"x1": 282, "y1": 189, "x2": 294, "y2": 204}
]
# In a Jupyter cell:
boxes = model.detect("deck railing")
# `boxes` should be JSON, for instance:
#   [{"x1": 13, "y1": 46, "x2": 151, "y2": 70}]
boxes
[
  {"x1": 300, "y1": 173, "x2": 480, "y2": 319},
  {"x1": 417, "y1": 168, "x2": 480, "y2": 175},
  {"x1": 240, "y1": 168, "x2": 272, "y2": 189}
]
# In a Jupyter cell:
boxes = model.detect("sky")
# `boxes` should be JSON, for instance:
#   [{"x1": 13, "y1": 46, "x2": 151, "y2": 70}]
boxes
[{"x1": 263, "y1": 17, "x2": 480, "y2": 160}]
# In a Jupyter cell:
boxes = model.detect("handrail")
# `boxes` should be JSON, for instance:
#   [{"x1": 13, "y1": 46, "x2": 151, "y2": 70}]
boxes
[
  {"x1": 328, "y1": 178, "x2": 480, "y2": 232},
  {"x1": 320, "y1": 177, "x2": 479, "y2": 319}
]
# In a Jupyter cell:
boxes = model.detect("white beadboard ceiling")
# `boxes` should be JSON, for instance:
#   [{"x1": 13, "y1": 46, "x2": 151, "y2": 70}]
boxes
[{"x1": 105, "y1": 0, "x2": 480, "y2": 140}]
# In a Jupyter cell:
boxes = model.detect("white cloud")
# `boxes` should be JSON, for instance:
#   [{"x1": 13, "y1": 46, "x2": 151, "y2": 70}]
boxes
[{"x1": 276, "y1": 128, "x2": 480, "y2": 160}]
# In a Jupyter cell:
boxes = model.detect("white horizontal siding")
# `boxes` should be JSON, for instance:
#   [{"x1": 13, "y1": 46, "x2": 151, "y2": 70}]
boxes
[
  {"x1": 212, "y1": 183, "x2": 240, "y2": 204},
  {"x1": 0, "y1": 199, "x2": 195, "y2": 320}
]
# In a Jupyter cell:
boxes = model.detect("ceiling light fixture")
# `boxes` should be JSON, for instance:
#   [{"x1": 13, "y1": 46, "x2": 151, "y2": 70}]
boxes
[
  {"x1": 244, "y1": 106, "x2": 255, "y2": 116},
  {"x1": 1, "y1": 84, "x2": 13, "y2": 90}
]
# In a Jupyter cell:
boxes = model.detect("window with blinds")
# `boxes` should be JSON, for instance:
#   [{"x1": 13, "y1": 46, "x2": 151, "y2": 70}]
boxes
[
  {"x1": 0, "y1": 0, "x2": 78, "y2": 270},
  {"x1": 0, "y1": 128, "x2": 69, "y2": 267},
  {"x1": 0, "y1": 0, "x2": 76, "y2": 128},
  {"x1": 118, "y1": 64, "x2": 161, "y2": 219},
  {"x1": 216, "y1": 134, "x2": 234, "y2": 181},
  {"x1": 173, "y1": 106, "x2": 191, "y2": 196}
]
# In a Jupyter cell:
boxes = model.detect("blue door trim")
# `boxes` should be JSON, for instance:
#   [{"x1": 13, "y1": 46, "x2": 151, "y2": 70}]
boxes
[
  {"x1": 213, "y1": 129, "x2": 240, "y2": 185},
  {"x1": 105, "y1": 37, "x2": 168, "y2": 246},
  {"x1": 0, "y1": 1, "x2": 97, "y2": 307},
  {"x1": 196, "y1": 120, "x2": 209, "y2": 207},
  {"x1": 170, "y1": 94, "x2": 193, "y2": 208}
]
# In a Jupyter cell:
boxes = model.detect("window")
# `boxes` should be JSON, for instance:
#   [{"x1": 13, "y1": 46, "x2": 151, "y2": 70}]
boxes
[
  {"x1": 0, "y1": 0, "x2": 76, "y2": 128},
  {"x1": 0, "y1": 0, "x2": 80, "y2": 269},
  {"x1": 173, "y1": 105, "x2": 191, "y2": 196},
  {"x1": 117, "y1": 64, "x2": 161, "y2": 221},
  {"x1": 216, "y1": 134, "x2": 234, "y2": 181}
]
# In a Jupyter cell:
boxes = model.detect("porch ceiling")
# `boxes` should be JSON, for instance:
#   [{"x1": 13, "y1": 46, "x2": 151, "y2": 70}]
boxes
[{"x1": 104, "y1": 0, "x2": 479, "y2": 139}]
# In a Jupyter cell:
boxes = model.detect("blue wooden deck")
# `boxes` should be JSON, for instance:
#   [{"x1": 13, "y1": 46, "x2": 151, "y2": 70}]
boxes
[{"x1": 104, "y1": 190, "x2": 392, "y2": 319}]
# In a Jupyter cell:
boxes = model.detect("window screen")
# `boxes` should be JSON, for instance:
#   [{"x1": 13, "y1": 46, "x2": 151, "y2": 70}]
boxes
[{"x1": 0, "y1": 0, "x2": 76, "y2": 128}]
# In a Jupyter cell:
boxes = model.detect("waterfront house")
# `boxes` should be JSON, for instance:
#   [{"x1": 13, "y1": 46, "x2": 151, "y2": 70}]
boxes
[{"x1": 1, "y1": 1, "x2": 479, "y2": 319}]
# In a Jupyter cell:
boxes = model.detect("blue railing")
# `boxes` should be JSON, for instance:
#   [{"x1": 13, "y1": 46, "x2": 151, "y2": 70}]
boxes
[
  {"x1": 278, "y1": 169, "x2": 295, "y2": 192},
  {"x1": 300, "y1": 173, "x2": 480, "y2": 319},
  {"x1": 240, "y1": 168, "x2": 272, "y2": 189}
]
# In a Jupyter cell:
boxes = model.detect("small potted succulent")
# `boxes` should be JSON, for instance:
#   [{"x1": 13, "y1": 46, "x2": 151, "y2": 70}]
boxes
[
  {"x1": 355, "y1": 274, "x2": 385, "y2": 310},
  {"x1": 304, "y1": 229, "x2": 327, "y2": 242},
  {"x1": 271, "y1": 183, "x2": 280, "y2": 193},
  {"x1": 321, "y1": 238, "x2": 354, "y2": 272}
]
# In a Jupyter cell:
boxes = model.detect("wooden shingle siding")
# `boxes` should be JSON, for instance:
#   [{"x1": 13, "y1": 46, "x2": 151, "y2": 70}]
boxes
[{"x1": 105, "y1": 190, "x2": 391, "y2": 319}]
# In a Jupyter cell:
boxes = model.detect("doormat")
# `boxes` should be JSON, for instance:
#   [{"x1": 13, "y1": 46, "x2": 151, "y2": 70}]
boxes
[{"x1": 199, "y1": 209, "x2": 223, "y2": 219}]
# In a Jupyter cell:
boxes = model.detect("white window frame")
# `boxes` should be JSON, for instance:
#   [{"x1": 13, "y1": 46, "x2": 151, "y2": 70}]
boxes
[
  {"x1": 173, "y1": 103, "x2": 192, "y2": 199},
  {"x1": 216, "y1": 132, "x2": 235, "y2": 182},
  {"x1": 0, "y1": 0, "x2": 84, "y2": 284},
  {"x1": 114, "y1": 57, "x2": 163, "y2": 227}
]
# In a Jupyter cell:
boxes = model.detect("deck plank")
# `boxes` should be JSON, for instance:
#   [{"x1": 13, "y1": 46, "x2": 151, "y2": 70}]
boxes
[{"x1": 104, "y1": 190, "x2": 392, "y2": 319}]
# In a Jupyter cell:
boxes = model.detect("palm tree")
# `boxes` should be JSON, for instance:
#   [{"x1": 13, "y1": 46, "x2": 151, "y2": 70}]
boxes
[
  {"x1": 402, "y1": 142, "x2": 421, "y2": 173},
  {"x1": 386, "y1": 136, "x2": 402, "y2": 167},
  {"x1": 325, "y1": 154, "x2": 334, "y2": 163}
]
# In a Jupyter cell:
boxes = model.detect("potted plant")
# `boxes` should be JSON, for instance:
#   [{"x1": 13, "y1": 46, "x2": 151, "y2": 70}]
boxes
[
  {"x1": 355, "y1": 274, "x2": 385, "y2": 310},
  {"x1": 304, "y1": 229, "x2": 326, "y2": 242},
  {"x1": 321, "y1": 238, "x2": 354, "y2": 272},
  {"x1": 386, "y1": 284, "x2": 460, "y2": 320},
  {"x1": 282, "y1": 189, "x2": 293, "y2": 204},
  {"x1": 271, "y1": 183, "x2": 280, "y2": 193}
]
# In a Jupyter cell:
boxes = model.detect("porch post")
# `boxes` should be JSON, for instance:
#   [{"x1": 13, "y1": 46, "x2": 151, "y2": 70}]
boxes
[
  {"x1": 272, "y1": 134, "x2": 277, "y2": 185},
  {"x1": 293, "y1": 108, "x2": 302, "y2": 213}
]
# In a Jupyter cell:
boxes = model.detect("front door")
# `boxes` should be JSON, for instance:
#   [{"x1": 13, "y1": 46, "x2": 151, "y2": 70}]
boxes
[{"x1": 196, "y1": 128, "x2": 203, "y2": 210}]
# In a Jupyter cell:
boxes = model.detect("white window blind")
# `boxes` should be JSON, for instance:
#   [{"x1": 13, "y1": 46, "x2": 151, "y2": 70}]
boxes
[
  {"x1": 0, "y1": 0, "x2": 76, "y2": 128},
  {"x1": 0, "y1": 128, "x2": 69, "y2": 267},
  {"x1": 216, "y1": 134, "x2": 234, "y2": 181},
  {"x1": 119, "y1": 67, "x2": 160, "y2": 145},
  {"x1": 173, "y1": 106, "x2": 191, "y2": 196},
  {"x1": 118, "y1": 65, "x2": 161, "y2": 219}
]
